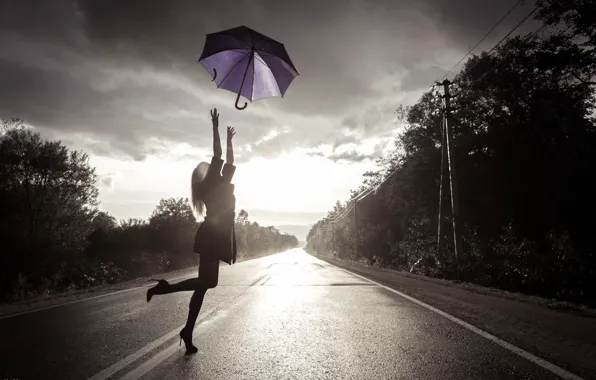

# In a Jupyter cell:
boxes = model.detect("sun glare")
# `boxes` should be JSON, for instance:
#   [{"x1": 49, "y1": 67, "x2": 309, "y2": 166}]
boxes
[
  {"x1": 233, "y1": 151, "x2": 350, "y2": 212},
  {"x1": 91, "y1": 147, "x2": 374, "y2": 222}
]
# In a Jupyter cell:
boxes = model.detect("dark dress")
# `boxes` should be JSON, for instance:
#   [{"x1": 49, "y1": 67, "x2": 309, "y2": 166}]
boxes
[{"x1": 193, "y1": 156, "x2": 237, "y2": 265}]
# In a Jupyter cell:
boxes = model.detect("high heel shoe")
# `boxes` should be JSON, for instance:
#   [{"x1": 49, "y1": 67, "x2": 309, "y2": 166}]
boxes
[
  {"x1": 146, "y1": 279, "x2": 170, "y2": 302},
  {"x1": 179, "y1": 327, "x2": 198, "y2": 355}
]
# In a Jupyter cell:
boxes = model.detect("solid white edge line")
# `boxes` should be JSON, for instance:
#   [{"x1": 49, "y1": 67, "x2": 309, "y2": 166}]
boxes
[
  {"x1": 327, "y1": 262, "x2": 585, "y2": 380},
  {"x1": 0, "y1": 272, "x2": 195, "y2": 320}
]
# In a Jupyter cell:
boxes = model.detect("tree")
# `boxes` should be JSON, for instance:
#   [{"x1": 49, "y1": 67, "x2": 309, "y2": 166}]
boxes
[
  {"x1": 149, "y1": 197, "x2": 197, "y2": 268},
  {"x1": 0, "y1": 119, "x2": 98, "y2": 290},
  {"x1": 236, "y1": 209, "x2": 249, "y2": 225},
  {"x1": 86, "y1": 211, "x2": 118, "y2": 259},
  {"x1": 92, "y1": 211, "x2": 118, "y2": 232},
  {"x1": 306, "y1": 2, "x2": 596, "y2": 304},
  {"x1": 0, "y1": 119, "x2": 300, "y2": 301}
]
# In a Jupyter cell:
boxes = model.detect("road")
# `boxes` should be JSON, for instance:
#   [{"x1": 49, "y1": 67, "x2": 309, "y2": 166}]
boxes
[{"x1": 0, "y1": 249, "x2": 577, "y2": 380}]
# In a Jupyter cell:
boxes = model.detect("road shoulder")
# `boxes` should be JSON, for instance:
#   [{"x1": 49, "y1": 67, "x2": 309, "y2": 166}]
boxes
[
  {"x1": 312, "y1": 252, "x2": 596, "y2": 380},
  {"x1": 0, "y1": 253, "x2": 272, "y2": 318}
]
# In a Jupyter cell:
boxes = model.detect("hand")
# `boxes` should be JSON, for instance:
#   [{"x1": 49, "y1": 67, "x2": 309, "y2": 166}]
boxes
[
  {"x1": 210, "y1": 108, "x2": 219, "y2": 128},
  {"x1": 227, "y1": 126, "x2": 236, "y2": 141}
]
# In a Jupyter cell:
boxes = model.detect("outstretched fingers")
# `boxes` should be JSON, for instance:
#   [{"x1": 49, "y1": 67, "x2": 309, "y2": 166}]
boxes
[{"x1": 227, "y1": 126, "x2": 236, "y2": 139}]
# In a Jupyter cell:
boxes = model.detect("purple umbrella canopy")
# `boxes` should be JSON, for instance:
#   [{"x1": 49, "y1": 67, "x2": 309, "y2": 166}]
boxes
[{"x1": 198, "y1": 25, "x2": 299, "y2": 110}]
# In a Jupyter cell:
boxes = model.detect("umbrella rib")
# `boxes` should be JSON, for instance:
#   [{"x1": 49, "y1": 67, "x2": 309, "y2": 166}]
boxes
[
  {"x1": 216, "y1": 52, "x2": 251, "y2": 90},
  {"x1": 202, "y1": 27, "x2": 296, "y2": 104},
  {"x1": 254, "y1": 54, "x2": 268, "y2": 66},
  {"x1": 258, "y1": 54, "x2": 286, "y2": 97},
  {"x1": 230, "y1": 35, "x2": 251, "y2": 49},
  {"x1": 255, "y1": 50, "x2": 289, "y2": 63},
  {"x1": 254, "y1": 52, "x2": 282, "y2": 98},
  {"x1": 256, "y1": 50, "x2": 299, "y2": 74},
  {"x1": 251, "y1": 57, "x2": 255, "y2": 101},
  {"x1": 253, "y1": 38, "x2": 270, "y2": 51}
]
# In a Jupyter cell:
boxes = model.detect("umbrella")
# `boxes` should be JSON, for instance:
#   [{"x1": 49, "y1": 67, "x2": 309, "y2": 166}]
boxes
[{"x1": 198, "y1": 25, "x2": 299, "y2": 110}]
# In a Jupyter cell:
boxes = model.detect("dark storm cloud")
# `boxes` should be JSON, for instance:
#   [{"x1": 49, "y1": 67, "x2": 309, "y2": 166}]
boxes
[
  {"x1": 0, "y1": 0, "x2": 540, "y2": 161},
  {"x1": 362, "y1": 0, "x2": 540, "y2": 51}
]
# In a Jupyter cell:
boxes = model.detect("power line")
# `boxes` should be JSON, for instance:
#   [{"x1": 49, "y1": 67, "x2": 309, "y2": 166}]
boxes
[
  {"x1": 441, "y1": 5, "x2": 538, "y2": 92},
  {"x1": 439, "y1": 0, "x2": 525, "y2": 81},
  {"x1": 332, "y1": 202, "x2": 355, "y2": 223},
  {"x1": 332, "y1": 168, "x2": 403, "y2": 224},
  {"x1": 338, "y1": 4, "x2": 538, "y2": 214},
  {"x1": 486, "y1": 7, "x2": 538, "y2": 56},
  {"x1": 323, "y1": 3, "x2": 541, "y2": 232},
  {"x1": 470, "y1": 20, "x2": 549, "y2": 93}
]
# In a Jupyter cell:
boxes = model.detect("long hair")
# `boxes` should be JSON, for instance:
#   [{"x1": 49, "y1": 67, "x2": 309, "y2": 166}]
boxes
[{"x1": 190, "y1": 162, "x2": 210, "y2": 222}]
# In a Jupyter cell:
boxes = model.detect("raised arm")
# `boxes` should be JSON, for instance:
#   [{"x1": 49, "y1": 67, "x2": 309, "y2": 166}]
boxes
[
  {"x1": 222, "y1": 126, "x2": 236, "y2": 183},
  {"x1": 226, "y1": 126, "x2": 235, "y2": 165},
  {"x1": 211, "y1": 108, "x2": 222, "y2": 159}
]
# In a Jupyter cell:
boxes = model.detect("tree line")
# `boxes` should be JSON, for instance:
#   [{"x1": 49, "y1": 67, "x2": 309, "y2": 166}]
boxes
[
  {"x1": 0, "y1": 119, "x2": 299, "y2": 302},
  {"x1": 306, "y1": 0, "x2": 596, "y2": 306}
]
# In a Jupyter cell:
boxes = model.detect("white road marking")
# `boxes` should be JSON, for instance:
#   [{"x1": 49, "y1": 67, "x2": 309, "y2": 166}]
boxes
[
  {"x1": 0, "y1": 272, "x2": 196, "y2": 320},
  {"x1": 87, "y1": 304, "x2": 223, "y2": 380},
  {"x1": 119, "y1": 308, "x2": 229, "y2": 380},
  {"x1": 87, "y1": 324, "x2": 185, "y2": 380},
  {"x1": 90, "y1": 266, "x2": 264, "y2": 380},
  {"x1": 96, "y1": 251, "x2": 583, "y2": 380},
  {"x1": 327, "y1": 261, "x2": 585, "y2": 380},
  {"x1": 118, "y1": 290, "x2": 252, "y2": 380}
]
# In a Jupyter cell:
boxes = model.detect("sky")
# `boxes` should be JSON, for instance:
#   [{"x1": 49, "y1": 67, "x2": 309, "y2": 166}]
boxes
[{"x1": 0, "y1": 0, "x2": 539, "y2": 236}]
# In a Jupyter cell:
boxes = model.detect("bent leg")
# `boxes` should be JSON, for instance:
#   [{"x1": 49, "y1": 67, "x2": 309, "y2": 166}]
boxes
[
  {"x1": 198, "y1": 259, "x2": 219, "y2": 289},
  {"x1": 184, "y1": 260, "x2": 220, "y2": 333},
  {"x1": 166, "y1": 278, "x2": 202, "y2": 292},
  {"x1": 156, "y1": 259, "x2": 220, "y2": 293}
]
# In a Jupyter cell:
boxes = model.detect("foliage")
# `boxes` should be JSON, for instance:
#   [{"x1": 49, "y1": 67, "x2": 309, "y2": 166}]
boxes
[
  {"x1": 0, "y1": 120, "x2": 299, "y2": 302},
  {"x1": 306, "y1": 3, "x2": 596, "y2": 306},
  {"x1": 1, "y1": 119, "x2": 98, "y2": 294}
]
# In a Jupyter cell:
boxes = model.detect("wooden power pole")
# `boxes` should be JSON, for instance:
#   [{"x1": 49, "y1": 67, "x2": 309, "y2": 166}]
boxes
[
  {"x1": 437, "y1": 79, "x2": 462, "y2": 278},
  {"x1": 353, "y1": 200, "x2": 358, "y2": 257},
  {"x1": 437, "y1": 115, "x2": 447, "y2": 251},
  {"x1": 332, "y1": 216, "x2": 336, "y2": 257}
]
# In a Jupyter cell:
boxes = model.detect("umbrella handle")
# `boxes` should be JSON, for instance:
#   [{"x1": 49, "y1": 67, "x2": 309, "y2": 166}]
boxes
[
  {"x1": 235, "y1": 92, "x2": 247, "y2": 110},
  {"x1": 234, "y1": 49, "x2": 254, "y2": 111},
  {"x1": 212, "y1": 68, "x2": 217, "y2": 81}
]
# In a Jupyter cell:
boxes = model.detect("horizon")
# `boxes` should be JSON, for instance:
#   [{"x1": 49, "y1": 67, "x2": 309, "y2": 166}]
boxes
[
  {"x1": 2, "y1": 1, "x2": 595, "y2": 380},
  {"x1": 0, "y1": 0, "x2": 538, "y2": 233}
]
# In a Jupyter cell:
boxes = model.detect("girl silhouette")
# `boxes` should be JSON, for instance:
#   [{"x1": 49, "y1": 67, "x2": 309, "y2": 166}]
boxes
[{"x1": 146, "y1": 108, "x2": 237, "y2": 354}]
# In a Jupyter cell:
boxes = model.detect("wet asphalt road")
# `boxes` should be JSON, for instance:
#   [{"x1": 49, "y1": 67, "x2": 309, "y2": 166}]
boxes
[{"x1": 0, "y1": 249, "x2": 566, "y2": 380}]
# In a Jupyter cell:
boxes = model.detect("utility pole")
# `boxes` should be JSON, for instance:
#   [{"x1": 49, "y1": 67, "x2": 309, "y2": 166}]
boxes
[
  {"x1": 353, "y1": 200, "x2": 358, "y2": 257},
  {"x1": 437, "y1": 115, "x2": 447, "y2": 251},
  {"x1": 437, "y1": 79, "x2": 462, "y2": 278},
  {"x1": 332, "y1": 216, "x2": 336, "y2": 257}
]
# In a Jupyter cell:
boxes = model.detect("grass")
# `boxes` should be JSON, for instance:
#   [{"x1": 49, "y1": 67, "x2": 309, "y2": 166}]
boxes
[{"x1": 0, "y1": 250, "x2": 279, "y2": 317}]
